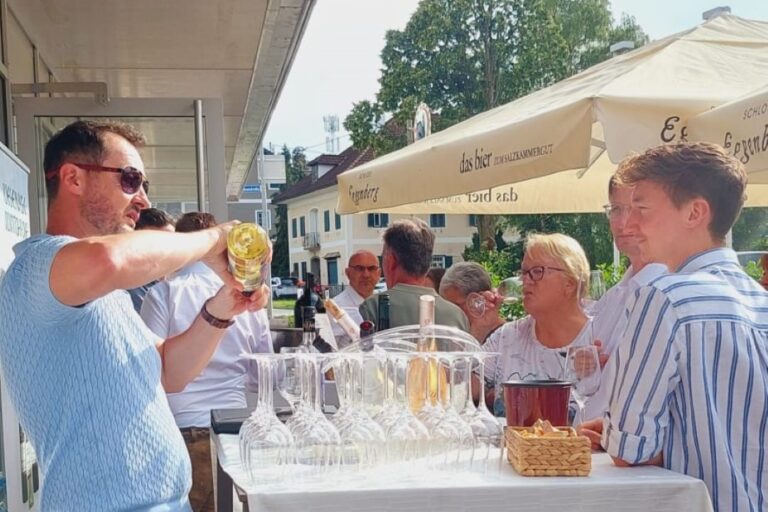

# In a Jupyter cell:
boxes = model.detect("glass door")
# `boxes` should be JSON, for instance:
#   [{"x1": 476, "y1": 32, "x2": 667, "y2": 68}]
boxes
[{"x1": 14, "y1": 97, "x2": 226, "y2": 234}]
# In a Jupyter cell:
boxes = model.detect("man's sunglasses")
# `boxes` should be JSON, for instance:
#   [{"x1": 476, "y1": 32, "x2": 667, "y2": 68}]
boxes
[{"x1": 46, "y1": 163, "x2": 150, "y2": 195}]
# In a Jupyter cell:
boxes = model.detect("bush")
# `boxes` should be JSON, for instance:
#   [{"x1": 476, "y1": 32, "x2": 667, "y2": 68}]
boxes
[{"x1": 744, "y1": 260, "x2": 763, "y2": 281}]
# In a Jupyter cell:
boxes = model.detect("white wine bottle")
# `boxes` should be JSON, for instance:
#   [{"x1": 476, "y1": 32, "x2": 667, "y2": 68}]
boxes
[
  {"x1": 227, "y1": 223, "x2": 269, "y2": 295},
  {"x1": 324, "y1": 297, "x2": 361, "y2": 343}
]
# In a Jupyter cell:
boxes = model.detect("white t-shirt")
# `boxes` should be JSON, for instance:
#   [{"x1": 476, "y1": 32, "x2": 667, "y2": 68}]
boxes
[
  {"x1": 482, "y1": 315, "x2": 592, "y2": 386},
  {"x1": 140, "y1": 262, "x2": 273, "y2": 428},
  {"x1": 584, "y1": 263, "x2": 667, "y2": 419}
]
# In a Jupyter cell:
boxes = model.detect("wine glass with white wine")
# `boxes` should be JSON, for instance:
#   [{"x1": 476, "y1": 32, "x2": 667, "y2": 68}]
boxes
[{"x1": 465, "y1": 276, "x2": 523, "y2": 318}]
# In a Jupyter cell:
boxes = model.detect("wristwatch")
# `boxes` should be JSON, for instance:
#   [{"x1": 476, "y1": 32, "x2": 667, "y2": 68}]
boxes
[{"x1": 201, "y1": 299, "x2": 234, "y2": 329}]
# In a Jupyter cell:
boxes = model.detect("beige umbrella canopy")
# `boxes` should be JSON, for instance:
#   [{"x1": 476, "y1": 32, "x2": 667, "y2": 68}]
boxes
[
  {"x1": 688, "y1": 84, "x2": 768, "y2": 180},
  {"x1": 337, "y1": 15, "x2": 768, "y2": 215}
]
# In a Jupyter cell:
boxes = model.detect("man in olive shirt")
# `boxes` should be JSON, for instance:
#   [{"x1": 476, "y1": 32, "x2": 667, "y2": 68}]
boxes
[{"x1": 360, "y1": 218, "x2": 468, "y2": 330}]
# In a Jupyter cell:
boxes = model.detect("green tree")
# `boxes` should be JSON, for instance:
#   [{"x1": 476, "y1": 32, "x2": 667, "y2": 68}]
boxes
[
  {"x1": 282, "y1": 144, "x2": 307, "y2": 185},
  {"x1": 732, "y1": 207, "x2": 768, "y2": 251},
  {"x1": 345, "y1": 0, "x2": 646, "y2": 251},
  {"x1": 272, "y1": 146, "x2": 308, "y2": 276}
]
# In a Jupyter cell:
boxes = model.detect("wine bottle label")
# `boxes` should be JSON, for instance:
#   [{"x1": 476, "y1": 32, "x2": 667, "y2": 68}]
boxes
[
  {"x1": 323, "y1": 298, "x2": 343, "y2": 319},
  {"x1": 227, "y1": 223, "x2": 269, "y2": 291}
]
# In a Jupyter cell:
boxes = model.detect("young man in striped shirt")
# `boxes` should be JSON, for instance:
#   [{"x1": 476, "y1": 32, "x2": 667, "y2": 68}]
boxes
[{"x1": 580, "y1": 142, "x2": 766, "y2": 512}]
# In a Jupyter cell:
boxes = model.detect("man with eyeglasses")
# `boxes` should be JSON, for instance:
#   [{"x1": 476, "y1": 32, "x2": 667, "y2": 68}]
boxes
[
  {"x1": 581, "y1": 177, "x2": 666, "y2": 420},
  {"x1": 331, "y1": 250, "x2": 380, "y2": 348},
  {"x1": 0, "y1": 120, "x2": 269, "y2": 511},
  {"x1": 579, "y1": 143, "x2": 767, "y2": 512}
]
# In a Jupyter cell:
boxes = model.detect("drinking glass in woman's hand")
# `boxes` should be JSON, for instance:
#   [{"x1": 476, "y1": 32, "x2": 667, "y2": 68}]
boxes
[
  {"x1": 497, "y1": 277, "x2": 523, "y2": 303},
  {"x1": 466, "y1": 290, "x2": 503, "y2": 318}
]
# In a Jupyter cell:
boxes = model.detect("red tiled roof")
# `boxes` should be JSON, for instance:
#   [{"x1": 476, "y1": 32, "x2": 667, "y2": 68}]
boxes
[
  {"x1": 272, "y1": 146, "x2": 375, "y2": 203},
  {"x1": 306, "y1": 154, "x2": 344, "y2": 166}
]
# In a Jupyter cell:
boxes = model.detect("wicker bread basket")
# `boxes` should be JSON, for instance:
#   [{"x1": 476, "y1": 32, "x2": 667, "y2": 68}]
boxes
[{"x1": 505, "y1": 426, "x2": 591, "y2": 476}]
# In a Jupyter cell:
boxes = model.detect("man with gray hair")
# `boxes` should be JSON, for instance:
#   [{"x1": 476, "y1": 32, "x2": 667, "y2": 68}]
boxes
[
  {"x1": 360, "y1": 218, "x2": 467, "y2": 330},
  {"x1": 440, "y1": 262, "x2": 504, "y2": 343}
]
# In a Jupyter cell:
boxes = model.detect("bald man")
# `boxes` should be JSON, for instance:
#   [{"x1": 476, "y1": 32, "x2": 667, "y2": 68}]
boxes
[{"x1": 331, "y1": 250, "x2": 381, "y2": 348}]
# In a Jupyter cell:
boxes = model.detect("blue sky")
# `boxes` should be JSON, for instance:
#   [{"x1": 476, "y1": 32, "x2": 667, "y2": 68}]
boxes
[{"x1": 264, "y1": 0, "x2": 767, "y2": 156}]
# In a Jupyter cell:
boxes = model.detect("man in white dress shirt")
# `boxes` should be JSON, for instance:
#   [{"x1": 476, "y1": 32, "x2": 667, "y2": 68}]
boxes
[
  {"x1": 331, "y1": 250, "x2": 380, "y2": 347},
  {"x1": 141, "y1": 212, "x2": 273, "y2": 512},
  {"x1": 584, "y1": 177, "x2": 666, "y2": 419}
]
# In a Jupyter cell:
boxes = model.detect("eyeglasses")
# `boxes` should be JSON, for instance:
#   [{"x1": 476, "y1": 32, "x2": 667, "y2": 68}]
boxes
[
  {"x1": 603, "y1": 204, "x2": 630, "y2": 220},
  {"x1": 47, "y1": 163, "x2": 150, "y2": 195},
  {"x1": 349, "y1": 265, "x2": 380, "y2": 273},
  {"x1": 516, "y1": 266, "x2": 565, "y2": 282}
]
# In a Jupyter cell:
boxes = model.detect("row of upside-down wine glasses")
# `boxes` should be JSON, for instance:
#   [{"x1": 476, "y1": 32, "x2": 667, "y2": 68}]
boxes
[{"x1": 239, "y1": 350, "x2": 504, "y2": 485}]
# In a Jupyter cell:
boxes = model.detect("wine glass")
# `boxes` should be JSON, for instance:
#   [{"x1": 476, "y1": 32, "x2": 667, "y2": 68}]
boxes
[
  {"x1": 276, "y1": 346, "x2": 303, "y2": 413},
  {"x1": 497, "y1": 276, "x2": 523, "y2": 303},
  {"x1": 330, "y1": 353, "x2": 386, "y2": 468},
  {"x1": 589, "y1": 270, "x2": 606, "y2": 300},
  {"x1": 239, "y1": 355, "x2": 295, "y2": 484},
  {"x1": 432, "y1": 353, "x2": 475, "y2": 469},
  {"x1": 563, "y1": 345, "x2": 601, "y2": 426},
  {"x1": 459, "y1": 352, "x2": 503, "y2": 469},
  {"x1": 466, "y1": 277, "x2": 523, "y2": 317},
  {"x1": 581, "y1": 270, "x2": 606, "y2": 314},
  {"x1": 385, "y1": 353, "x2": 430, "y2": 466},
  {"x1": 289, "y1": 354, "x2": 342, "y2": 475}
]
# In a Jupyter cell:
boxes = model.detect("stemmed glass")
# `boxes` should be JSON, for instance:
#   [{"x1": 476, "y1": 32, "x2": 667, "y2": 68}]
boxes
[
  {"x1": 466, "y1": 277, "x2": 523, "y2": 317},
  {"x1": 581, "y1": 270, "x2": 606, "y2": 314},
  {"x1": 384, "y1": 353, "x2": 430, "y2": 466},
  {"x1": 276, "y1": 346, "x2": 303, "y2": 413},
  {"x1": 563, "y1": 345, "x2": 601, "y2": 426},
  {"x1": 459, "y1": 353, "x2": 503, "y2": 468},
  {"x1": 589, "y1": 270, "x2": 606, "y2": 300},
  {"x1": 330, "y1": 353, "x2": 386, "y2": 468},
  {"x1": 286, "y1": 354, "x2": 342, "y2": 475},
  {"x1": 413, "y1": 352, "x2": 449, "y2": 462},
  {"x1": 432, "y1": 354, "x2": 475, "y2": 469},
  {"x1": 239, "y1": 355, "x2": 295, "y2": 484}
]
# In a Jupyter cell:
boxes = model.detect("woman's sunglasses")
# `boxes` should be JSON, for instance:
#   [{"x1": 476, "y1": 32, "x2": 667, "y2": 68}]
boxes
[{"x1": 46, "y1": 163, "x2": 150, "y2": 195}]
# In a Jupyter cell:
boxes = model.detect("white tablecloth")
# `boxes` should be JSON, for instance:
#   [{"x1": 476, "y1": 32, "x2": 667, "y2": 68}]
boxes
[{"x1": 215, "y1": 433, "x2": 713, "y2": 512}]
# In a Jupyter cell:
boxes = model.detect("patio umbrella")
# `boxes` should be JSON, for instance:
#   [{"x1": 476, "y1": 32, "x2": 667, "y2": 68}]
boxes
[
  {"x1": 688, "y1": 84, "x2": 768, "y2": 180},
  {"x1": 336, "y1": 15, "x2": 768, "y2": 215}
]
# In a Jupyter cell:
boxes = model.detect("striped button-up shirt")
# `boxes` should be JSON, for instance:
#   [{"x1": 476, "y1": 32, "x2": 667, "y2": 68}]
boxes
[{"x1": 602, "y1": 248, "x2": 768, "y2": 512}]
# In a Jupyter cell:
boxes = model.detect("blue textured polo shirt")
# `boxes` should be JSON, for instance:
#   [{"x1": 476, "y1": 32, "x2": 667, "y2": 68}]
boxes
[{"x1": 0, "y1": 234, "x2": 191, "y2": 511}]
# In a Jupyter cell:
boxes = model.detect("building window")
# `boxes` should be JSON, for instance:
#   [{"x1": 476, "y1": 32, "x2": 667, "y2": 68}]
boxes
[
  {"x1": 335, "y1": 212, "x2": 342, "y2": 230},
  {"x1": 468, "y1": 214, "x2": 478, "y2": 227},
  {"x1": 268, "y1": 183, "x2": 282, "y2": 190},
  {"x1": 293, "y1": 262, "x2": 299, "y2": 277},
  {"x1": 367, "y1": 213, "x2": 389, "y2": 228},
  {"x1": 323, "y1": 210, "x2": 330, "y2": 232},
  {"x1": 300, "y1": 216, "x2": 306, "y2": 236},
  {"x1": 291, "y1": 218, "x2": 297, "y2": 238},
  {"x1": 431, "y1": 255, "x2": 453, "y2": 268},
  {"x1": 300, "y1": 261, "x2": 308, "y2": 279},
  {"x1": 256, "y1": 210, "x2": 272, "y2": 230},
  {"x1": 429, "y1": 214, "x2": 446, "y2": 228}
]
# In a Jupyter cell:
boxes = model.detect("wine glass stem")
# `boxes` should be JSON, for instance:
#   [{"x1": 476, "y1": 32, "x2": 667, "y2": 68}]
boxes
[
  {"x1": 575, "y1": 400, "x2": 585, "y2": 426},
  {"x1": 313, "y1": 357, "x2": 324, "y2": 414}
]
